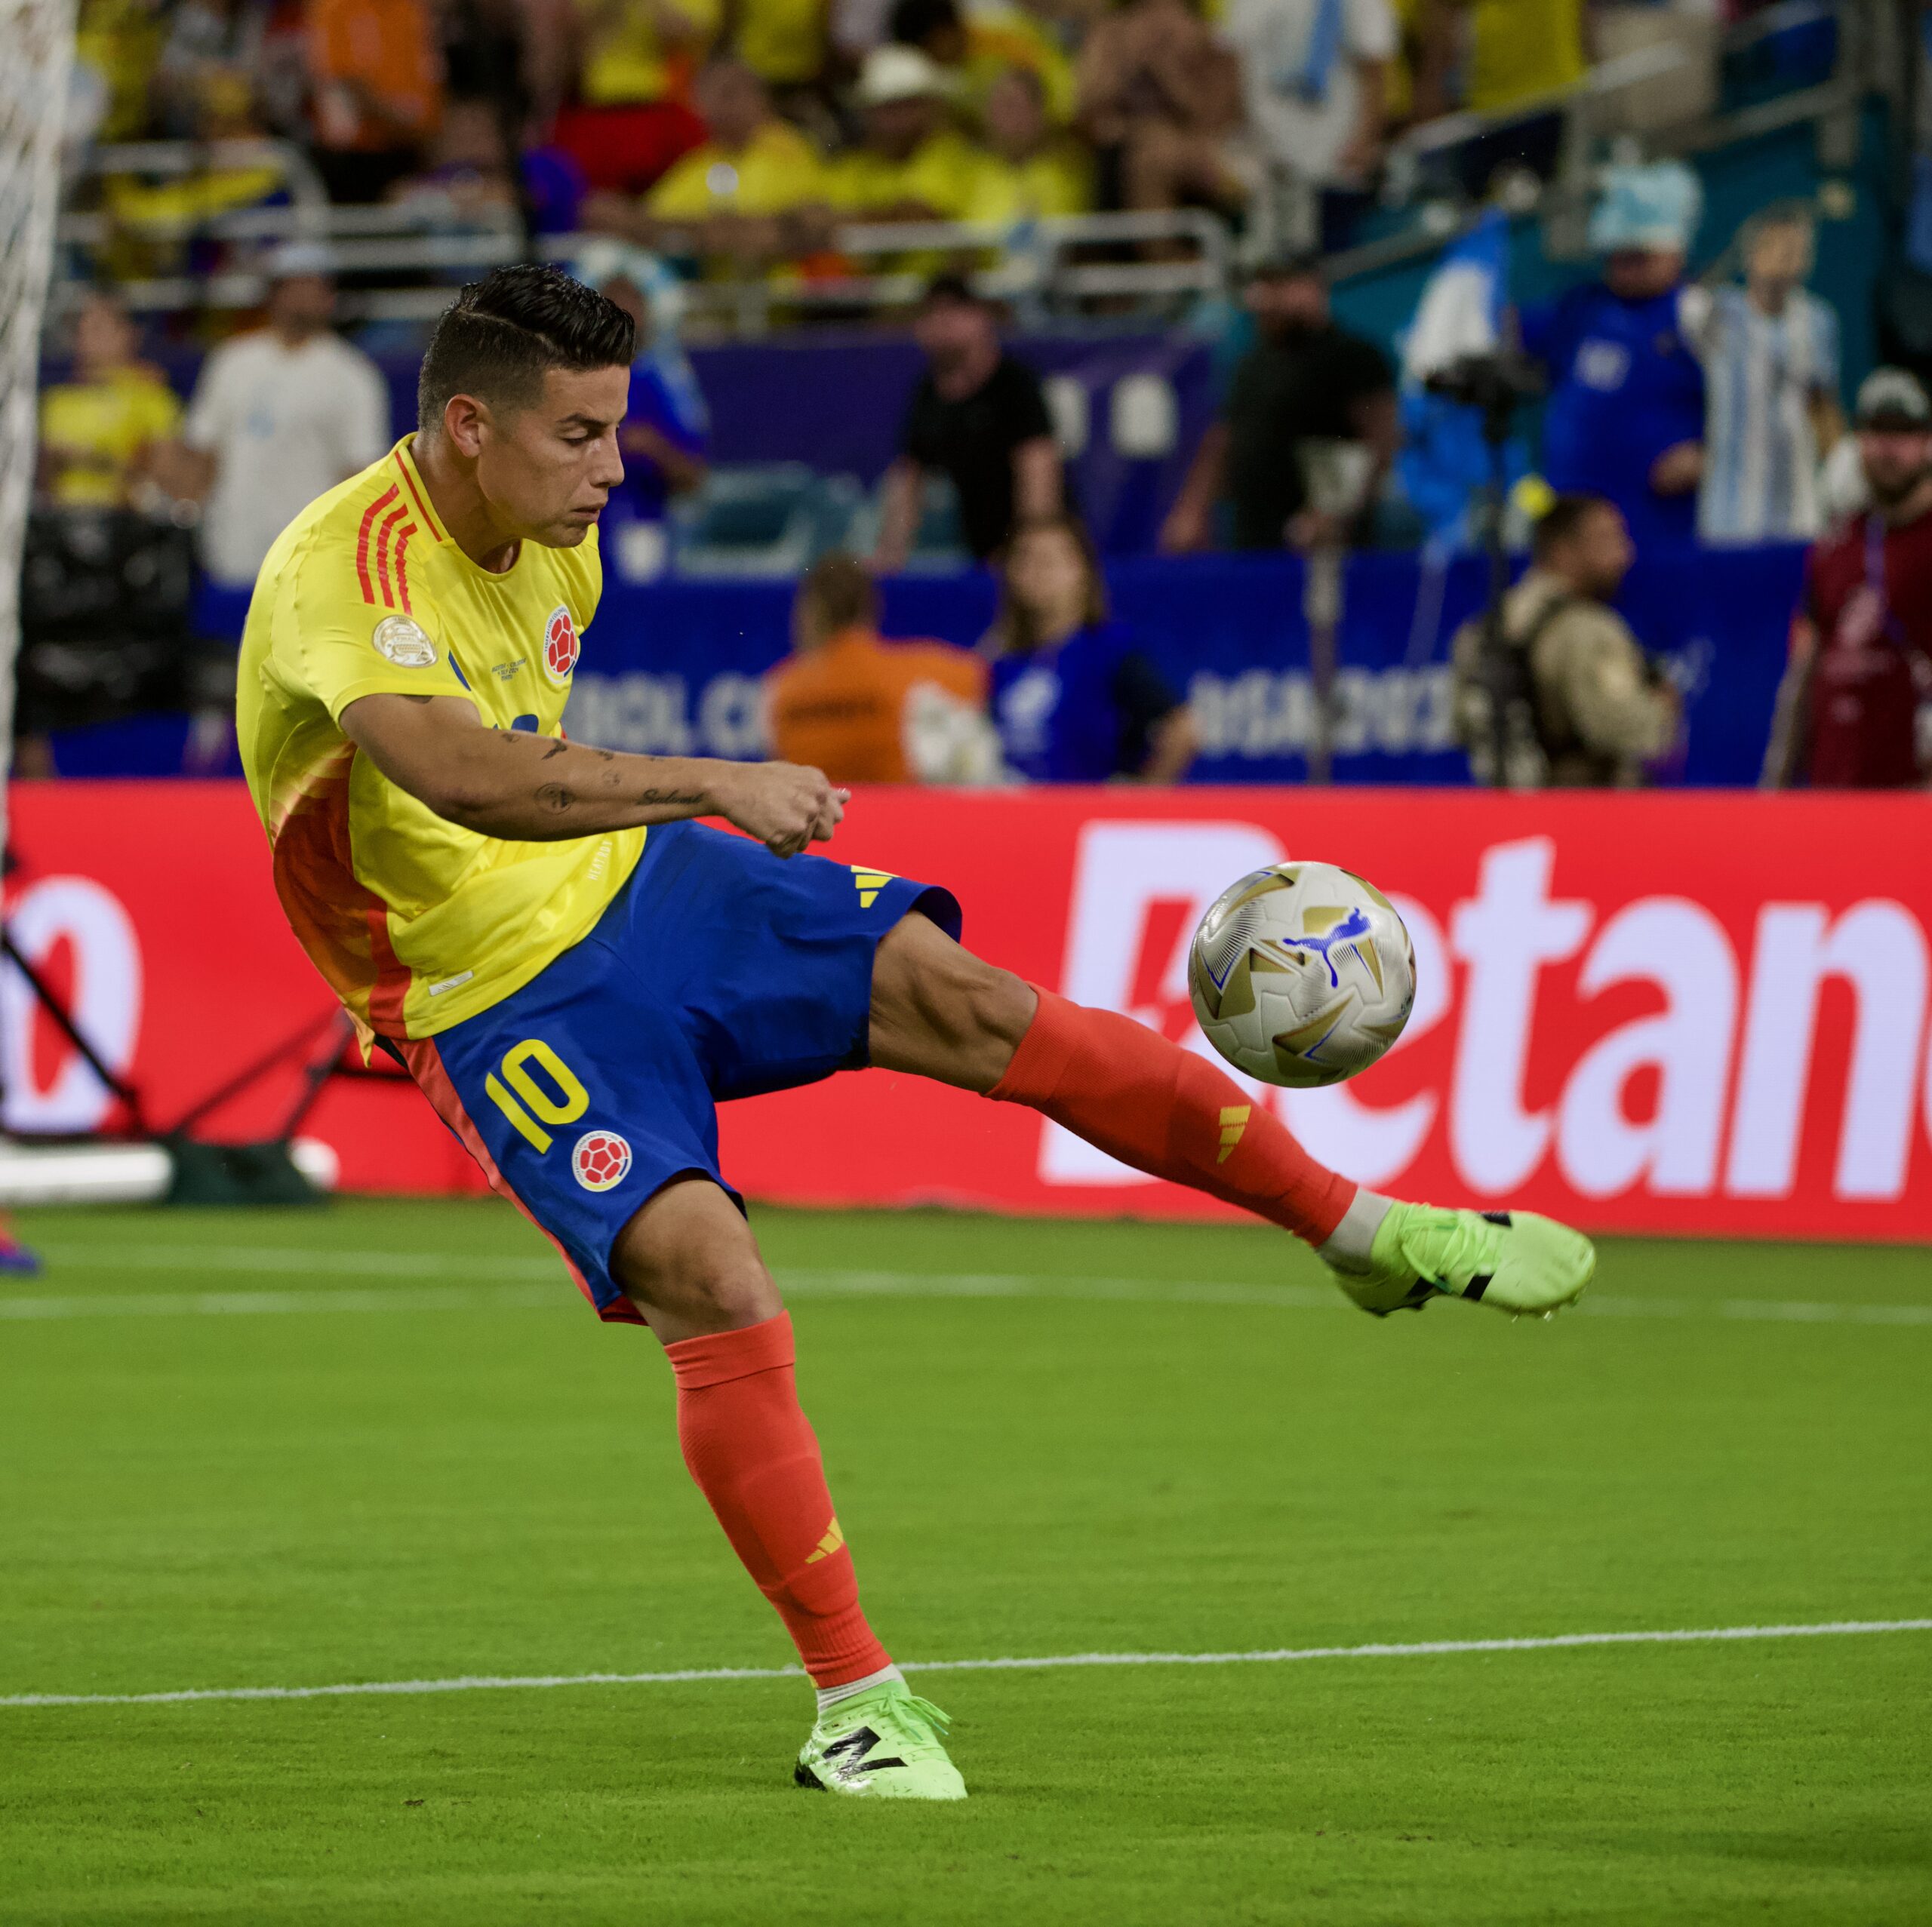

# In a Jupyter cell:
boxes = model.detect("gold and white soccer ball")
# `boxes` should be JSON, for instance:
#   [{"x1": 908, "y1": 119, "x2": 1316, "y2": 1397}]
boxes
[{"x1": 1189, "y1": 862, "x2": 1416, "y2": 1089}]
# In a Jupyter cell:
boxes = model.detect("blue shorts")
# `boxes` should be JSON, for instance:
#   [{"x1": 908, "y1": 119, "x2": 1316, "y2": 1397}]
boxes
[{"x1": 401, "y1": 821, "x2": 960, "y2": 1323}]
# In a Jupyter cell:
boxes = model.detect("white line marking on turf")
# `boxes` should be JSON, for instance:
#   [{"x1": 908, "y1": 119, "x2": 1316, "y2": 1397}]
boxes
[
  {"x1": 8, "y1": 1247, "x2": 1932, "y2": 1326},
  {"x1": 5, "y1": 1618, "x2": 1927, "y2": 1712}
]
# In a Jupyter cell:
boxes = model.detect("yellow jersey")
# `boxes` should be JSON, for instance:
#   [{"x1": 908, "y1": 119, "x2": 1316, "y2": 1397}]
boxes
[
  {"x1": 820, "y1": 131, "x2": 987, "y2": 220},
  {"x1": 965, "y1": 140, "x2": 1094, "y2": 223},
  {"x1": 578, "y1": 0, "x2": 721, "y2": 104},
  {"x1": 236, "y1": 438, "x2": 644, "y2": 1042},
  {"x1": 735, "y1": 0, "x2": 826, "y2": 87},
  {"x1": 645, "y1": 120, "x2": 823, "y2": 220},
  {"x1": 38, "y1": 367, "x2": 183, "y2": 509},
  {"x1": 1467, "y1": 0, "x2": 1585, "y2": 112}
]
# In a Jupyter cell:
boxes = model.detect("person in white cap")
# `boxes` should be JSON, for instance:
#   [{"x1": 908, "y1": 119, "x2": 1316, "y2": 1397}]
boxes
[
  {"x1": 179, "y1": 242, "x2": 392, "y2": 587},
  {"x1": 822, "y1": 45, "x2": 986, "y2": 220}
]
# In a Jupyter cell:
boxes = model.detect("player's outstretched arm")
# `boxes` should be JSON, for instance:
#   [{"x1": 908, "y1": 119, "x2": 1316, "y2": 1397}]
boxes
[{"x1": 340, "y1": 692, "x2": 848, "y2": 855}]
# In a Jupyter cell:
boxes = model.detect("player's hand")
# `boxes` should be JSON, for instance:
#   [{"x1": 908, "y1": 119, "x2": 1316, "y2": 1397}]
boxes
[{"x1": 712, "y1": 761, "x2": 848, "y2": 858}]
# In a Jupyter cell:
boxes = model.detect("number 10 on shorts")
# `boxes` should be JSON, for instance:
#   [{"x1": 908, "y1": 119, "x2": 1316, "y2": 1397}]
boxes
[{"x1": 485, "y1": 1039, "x2": 588, "y2": 1153}]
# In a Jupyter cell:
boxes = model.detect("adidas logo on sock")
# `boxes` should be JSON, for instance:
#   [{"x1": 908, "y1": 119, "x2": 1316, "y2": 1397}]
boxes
[
  {"x1": 804, "y1": 1517, "x2": 846, "y2": 1564},
  {"x1": 1217, "y1": 1105, "x2": 1251, "y2": 1163}
]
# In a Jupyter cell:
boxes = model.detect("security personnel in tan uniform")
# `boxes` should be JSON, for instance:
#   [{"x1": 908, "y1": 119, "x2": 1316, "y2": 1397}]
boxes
[{"x1": 1452, "y1": 493, "x2": 1680, "y2": 786}]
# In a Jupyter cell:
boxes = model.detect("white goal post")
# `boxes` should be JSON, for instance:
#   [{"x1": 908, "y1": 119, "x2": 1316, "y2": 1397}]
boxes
[{"x1": 0, "y1": 0, "x2": 77, "y2": 861}]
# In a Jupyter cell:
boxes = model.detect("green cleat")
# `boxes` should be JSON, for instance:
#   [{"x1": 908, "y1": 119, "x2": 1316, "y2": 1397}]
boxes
[
  {"x1": 794, "y1": 1682, "x2": 968, "y2": 1801},
  {"x1": 1329, "y1": 1201, "x2": 1595, "y2": 1319}
]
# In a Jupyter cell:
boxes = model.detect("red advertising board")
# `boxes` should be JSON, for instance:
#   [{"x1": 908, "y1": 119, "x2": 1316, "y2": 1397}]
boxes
[{"x1": 14, "y1": 782, "x2": 1932, "y2": 1240}]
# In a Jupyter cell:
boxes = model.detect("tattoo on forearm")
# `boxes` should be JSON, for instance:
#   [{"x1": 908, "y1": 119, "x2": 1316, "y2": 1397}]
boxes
[
  {"x1": 536, "y1": 783, "x2": 574, "y2": 813},
  {"x1": 540, "y1": 738, "x2": 569, "y2": 761},
  {"x1": 636, "y1": 788, "x2": 703, "y2": 807}
]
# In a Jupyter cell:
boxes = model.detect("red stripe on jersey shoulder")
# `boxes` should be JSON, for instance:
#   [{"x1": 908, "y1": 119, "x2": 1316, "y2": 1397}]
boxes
[
  {"x1": 392, "y1": 521, "x2": 418, "y2": 613},
  {"x1": 356, "y1": 484, "x2": 401, "y2": 605},
  {"x1": 374, "y1": 502, "x2": 409, "y2": 610},
  {"x1": 393, "y1": 448, "x2": 445, "y2": 542}
]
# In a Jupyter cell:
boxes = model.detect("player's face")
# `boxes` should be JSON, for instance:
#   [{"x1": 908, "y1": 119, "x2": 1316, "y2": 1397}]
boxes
[{"x1": 481, "y1": 365, "x2": 630, "y2": 546}]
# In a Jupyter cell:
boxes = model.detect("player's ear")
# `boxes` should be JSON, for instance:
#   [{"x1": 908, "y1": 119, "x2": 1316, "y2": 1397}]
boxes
[{"x1": 441, "y1": 393, "x2": 491, "y2": 459}]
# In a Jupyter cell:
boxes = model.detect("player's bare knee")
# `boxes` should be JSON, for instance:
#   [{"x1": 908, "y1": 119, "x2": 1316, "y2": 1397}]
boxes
[{"x1": 611, "y1": 1179, "x2": 783, "y2": 1339}]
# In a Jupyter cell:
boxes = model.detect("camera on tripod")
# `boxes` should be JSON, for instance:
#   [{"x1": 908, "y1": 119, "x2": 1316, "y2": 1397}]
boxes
[
  {"x1": 1423, "y1": 352, "x2": 1550, "y2": 788},
  {"x1": 1422, "y1": 352, "x2": 1546, "y2": 441}
]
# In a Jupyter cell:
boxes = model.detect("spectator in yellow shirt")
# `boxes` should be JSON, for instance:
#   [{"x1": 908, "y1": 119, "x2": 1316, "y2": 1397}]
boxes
[
  {"x1": 1461, "y1": 0, "x2": 1585, "y2": 114},
  {"x1": 36, "y1": 290, "x2": 184, "y2": 512},
  {"x1": 822, "y1": 45, "x2": 988, "y2": 220},
  {"x1": 617, "y1": 59, "x2": 828, "y2": 270},
  {"x1": 736, "y1": 0, "x2": 832, "y2": 97},
  {"x1": 970, "y1": 66, "x2": 1093, "y2": 220}
]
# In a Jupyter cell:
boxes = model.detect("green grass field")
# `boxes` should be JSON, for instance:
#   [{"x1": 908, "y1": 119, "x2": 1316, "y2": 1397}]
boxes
[{"x1": 2, "y1": 1198, "x2": 1928, "y2": 1925}]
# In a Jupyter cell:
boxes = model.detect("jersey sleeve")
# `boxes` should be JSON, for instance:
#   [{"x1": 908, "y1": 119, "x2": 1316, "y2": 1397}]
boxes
[{"x1": 279, "y1": 530, "x2": 472, "y2": 723}]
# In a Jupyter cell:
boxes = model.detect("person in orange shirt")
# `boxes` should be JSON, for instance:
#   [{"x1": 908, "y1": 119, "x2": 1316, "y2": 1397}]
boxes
[
  {"x1": 307, "y1": 0, "x2": 443, "y2": 202},
  {"x1": 764, "y1": 553, "x2": 1001, "y2": 783}
]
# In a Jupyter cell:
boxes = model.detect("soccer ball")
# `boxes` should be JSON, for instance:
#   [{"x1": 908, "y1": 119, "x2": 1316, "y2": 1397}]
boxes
[{"x1": 1189, "y1": 862, "x2": 1416, "y2": 1089}]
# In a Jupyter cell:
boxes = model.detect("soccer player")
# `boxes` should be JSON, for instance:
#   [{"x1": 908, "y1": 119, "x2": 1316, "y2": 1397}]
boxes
[{"x1": 237, "y1": 266, "x2": 1594, "y2": 1803}]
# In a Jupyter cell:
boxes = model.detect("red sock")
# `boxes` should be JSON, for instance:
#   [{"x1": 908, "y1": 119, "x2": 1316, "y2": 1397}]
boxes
[
  {"x1": 666, "y1": 1313, "x2": 891, "y2": 1689},
  {"x1": 990, "y1": 987, "x2": 1356, "y2": 1243}
]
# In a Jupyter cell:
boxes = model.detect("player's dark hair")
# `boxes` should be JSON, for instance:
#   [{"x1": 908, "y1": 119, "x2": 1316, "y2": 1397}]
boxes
[
  {"x1": 417, "y1": 265, "x2": 636, "y2": 432},
  {"x1": 994, "y1": 515, "x2": 1108, "y2": 655},
  {"x1": 1533, "y1": 492, "x2": 1614, "y2": 561},
  {"x1": 798, "y1": 552, "x2": 878, "y2": 639}
]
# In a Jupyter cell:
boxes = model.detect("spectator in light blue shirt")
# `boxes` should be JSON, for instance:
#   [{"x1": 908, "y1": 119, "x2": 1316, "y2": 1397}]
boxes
[
  {"x1": 1520, "y1": 162, "x2": 1706, "y2": 552},
  {"x1": 1681, "y1": 204, "x2": 1844, "y2": 545}
]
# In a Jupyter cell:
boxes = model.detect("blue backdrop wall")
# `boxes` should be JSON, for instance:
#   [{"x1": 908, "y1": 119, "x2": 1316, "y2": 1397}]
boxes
[{"x1": 60, "y1": 542, "x2": 1801, "y2": 784}]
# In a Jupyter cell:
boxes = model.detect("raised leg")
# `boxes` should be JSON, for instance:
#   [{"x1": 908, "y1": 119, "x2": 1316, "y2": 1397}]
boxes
[
  {"x1": 868, "y1": 912, "x2": 1594, "y2": 1315},
  {"x1": 869, "y1": 911, "x2": 1355, "y2": 1244}
]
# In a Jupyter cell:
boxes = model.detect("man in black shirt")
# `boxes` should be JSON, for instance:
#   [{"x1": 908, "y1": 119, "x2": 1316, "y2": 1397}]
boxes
[
  {"x1": 873, "y1": 276, "x2": 1065, "y2": 568},
  {"x1": 1160, "y1": 254, "x2": 1398, "y2": 553}
]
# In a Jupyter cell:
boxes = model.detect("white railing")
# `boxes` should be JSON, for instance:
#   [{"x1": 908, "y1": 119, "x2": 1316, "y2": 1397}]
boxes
[
  {"x1": 676, "y1": 208, "x2": 1230, "y2": 334},
  {"x1": 53, "y1": 138, "x2": 525, "y2": 321}
]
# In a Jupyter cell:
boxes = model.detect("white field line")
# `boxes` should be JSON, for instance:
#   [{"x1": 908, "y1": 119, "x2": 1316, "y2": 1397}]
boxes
[
  {"x1": 4, "y1": 1245, "x2": 1931, "y2": 1326},
  {"x1": 5, "y1": 1618, "x2": 1928, "y2": 1713}
]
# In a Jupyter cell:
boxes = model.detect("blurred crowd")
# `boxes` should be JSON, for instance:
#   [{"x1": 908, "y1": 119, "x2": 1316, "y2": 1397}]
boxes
[
  {"x1": 64, "y1": 0, "x2": 1752, "y2": 274},
  {"x1": 29, "y1": 0, "x2": 1932, "y2": 793}
]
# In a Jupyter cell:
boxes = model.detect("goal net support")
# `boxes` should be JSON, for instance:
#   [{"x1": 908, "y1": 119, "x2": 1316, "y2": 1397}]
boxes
[{"x1": 0, "y1": 0, "x2": 76, "y2": 860}]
